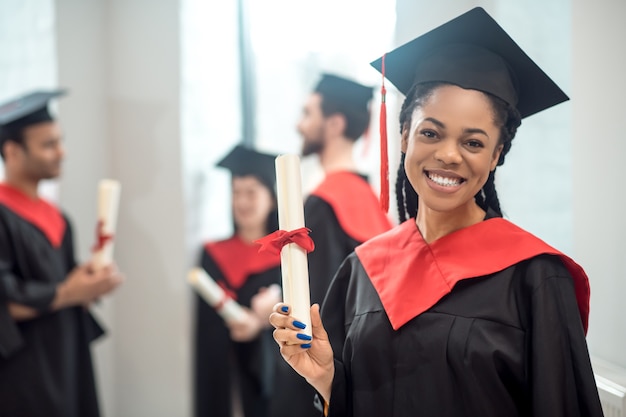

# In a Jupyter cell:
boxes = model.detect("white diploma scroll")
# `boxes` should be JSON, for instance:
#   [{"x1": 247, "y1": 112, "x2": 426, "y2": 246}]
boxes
[
  {"x1": 92, "y1": 179, "x2": 121, "y2": 271},
  {"x1": 275, "y1": 154, "x2": 312, "y2": 338},
  {"x1": 187, "y1": 267, "x2": 246, "y2": 324}
]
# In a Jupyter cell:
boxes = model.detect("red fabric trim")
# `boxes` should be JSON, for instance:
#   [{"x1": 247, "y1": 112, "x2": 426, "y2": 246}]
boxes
[
  {"x1": 310, "y1": 171, "x2": 392, "y2": 243},
  {"x1": 355, "y1": 218, "x2": 590, "y2": 333},
  {"x1": 0, "y1": 183, "x2": 66, "y2": 248},
  {"x1": 205, "y1": 235, "x2": 281, "y2": 290}
]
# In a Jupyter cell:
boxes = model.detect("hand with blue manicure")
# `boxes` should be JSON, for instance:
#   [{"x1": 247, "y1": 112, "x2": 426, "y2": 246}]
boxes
[{"x1": 269, "y1": 303, "x2": 335, "y2": 403}]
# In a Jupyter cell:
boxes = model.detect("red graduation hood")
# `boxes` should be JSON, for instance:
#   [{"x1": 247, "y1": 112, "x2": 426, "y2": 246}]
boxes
[
  {"x1": 205, "y1": 235, "x2": 281, "y2": 290},
  {"x1": 356, "y1": 218, "x2": 590, "y2": 333},
  {"x1": 0, "y1": 183, "x2": 65, "y2": 248},
  {"x1": 310, "y1": 171, "x2": 392, "y2": 243}
]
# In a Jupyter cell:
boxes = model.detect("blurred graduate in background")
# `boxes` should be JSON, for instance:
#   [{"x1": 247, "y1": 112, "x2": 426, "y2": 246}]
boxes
[
  {"x1": 0, "y1": 90, "x2": 123, "y2": 417},
  {"x1": 193, "y1": 144, "x2": 282, "y2": 417}
]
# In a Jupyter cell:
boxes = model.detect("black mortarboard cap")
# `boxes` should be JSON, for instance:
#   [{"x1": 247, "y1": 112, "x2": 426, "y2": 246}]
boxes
[
  {"x1": 0, "y1": 90, "x2": 67, "y2": 130},
  {"x1": 370, "y1": 7, "x2": 568, "y2": 119},
  {"x1": 314, "y1": 73, "x2": 374, "y2": 112},
  {"x1": 216, "y1": 144, "x2": 278, "y2": 190}
]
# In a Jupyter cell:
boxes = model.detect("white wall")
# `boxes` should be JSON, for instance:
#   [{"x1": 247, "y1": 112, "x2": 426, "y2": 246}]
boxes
[
  {"x1": 55, "y1": 0, "x2": 190, "y2": 416},
  {"x1": 54, "y1": 0, "x2": 114, "y2": 412},
  {"x1": 572, "y1": 0, "x2": 626, "y2": 368}
]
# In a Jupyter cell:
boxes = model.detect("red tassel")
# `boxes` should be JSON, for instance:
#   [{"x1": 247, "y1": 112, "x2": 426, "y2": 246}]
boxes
[{"x1": 379, "y1": 53, "x2": 389, "y2": 213}]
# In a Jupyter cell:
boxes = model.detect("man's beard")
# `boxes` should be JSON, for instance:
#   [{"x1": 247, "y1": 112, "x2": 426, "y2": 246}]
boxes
[
  {"x1": 301, "y1": 138, "x2": 324, "y2": 157},
  {"x1": 26, "y1": 160, "x2": 62, "y2": 180}
]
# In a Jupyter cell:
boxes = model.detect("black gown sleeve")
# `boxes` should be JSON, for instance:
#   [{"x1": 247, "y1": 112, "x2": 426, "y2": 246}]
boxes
[
  {"x1": 0, "y1": 225, "x2": 58, "y2": 310},
  {"x1": 527, "y1": 258, "x2": 604, "y2": 417},
  {"x1": 0, "y1": 215, "x2": 55, "y2": 357},
  {"x1": 305, "y1": 196, "x2": 359, "y2": 306}
]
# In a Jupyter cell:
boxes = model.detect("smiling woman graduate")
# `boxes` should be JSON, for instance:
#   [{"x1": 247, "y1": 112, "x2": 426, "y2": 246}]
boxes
[{"x1": 269, "y1": 7, "x2": 604, "y2": 417}]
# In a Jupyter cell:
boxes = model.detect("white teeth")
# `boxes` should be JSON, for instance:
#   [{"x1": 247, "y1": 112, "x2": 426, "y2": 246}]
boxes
[{"x1": 428, "y1": 173, "x2": 462, "y2": 187}]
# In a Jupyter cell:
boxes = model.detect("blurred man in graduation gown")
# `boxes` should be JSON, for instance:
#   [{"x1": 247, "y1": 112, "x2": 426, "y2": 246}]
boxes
[
  {"x1": 194, "y1": 145, "x2": 282, "y2": 417},
  {"x1": 0, "y1": 90, "x2": 123, "y2": 417},
  {"x1": 270, "y1": 74, "x2": 393, "y2": 417}
]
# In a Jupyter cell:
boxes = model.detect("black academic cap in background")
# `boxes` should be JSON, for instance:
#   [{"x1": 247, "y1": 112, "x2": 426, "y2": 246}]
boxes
[
  {"x1": 314, "y1": 73, "x2": 374, "y2": 112},
  {"x1": 370, "y1": 7, "x2": 568, "y2": 119},
  {"x1": 0, "y1": 90, "x2": 67, "y2": 130},
  {"x1": 216, "y1": 144, "x2": 278, "y2": 190}
]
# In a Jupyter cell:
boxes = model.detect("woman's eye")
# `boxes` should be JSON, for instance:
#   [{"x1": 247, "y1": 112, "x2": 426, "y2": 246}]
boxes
[
  {"x1": 420, "y1": 130, "x2": 437, "y2": 139},
  {"x1": 466, "y1": 140, "x2": 484, "y2": 148}
]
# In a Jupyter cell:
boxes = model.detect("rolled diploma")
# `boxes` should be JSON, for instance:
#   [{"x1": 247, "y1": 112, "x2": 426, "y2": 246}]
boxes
[
  {"x1": 275, "y1": 154, "x2": 312, "y2": 338},
  {"x1": 187, "y1": 267, "x2": 245, "y2": 323},
  {"x1": 92, "y1": 179, "x2": 121, "y2": 271}
]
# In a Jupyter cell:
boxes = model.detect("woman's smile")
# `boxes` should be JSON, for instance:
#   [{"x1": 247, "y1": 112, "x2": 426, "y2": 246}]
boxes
[{"x1": 424, "y1": 169, "x2": 466, "y2": 193}]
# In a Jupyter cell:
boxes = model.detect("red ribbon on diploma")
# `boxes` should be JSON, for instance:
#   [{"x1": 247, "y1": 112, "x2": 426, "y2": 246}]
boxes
[
  {"x1": 91, "y1": 219, "x2": 114, "y2": 252},
  {"x1": 255, "y1": 227, "x2": 315, "y2": 255}
]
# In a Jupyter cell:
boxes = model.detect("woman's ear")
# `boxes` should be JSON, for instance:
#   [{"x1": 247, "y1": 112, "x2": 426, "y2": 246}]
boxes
[{"x1": 401, "y1": 125, "x2": 410, "y2": 153}]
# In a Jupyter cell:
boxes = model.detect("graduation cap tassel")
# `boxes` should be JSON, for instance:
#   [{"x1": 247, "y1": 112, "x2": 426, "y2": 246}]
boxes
[{"x1": 379, "y1": 53, "x2": 390, "y2": 213}]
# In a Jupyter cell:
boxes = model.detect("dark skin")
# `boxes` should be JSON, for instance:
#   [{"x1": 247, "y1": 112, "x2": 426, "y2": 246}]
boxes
[{"x1": 2, "y1": 121, "x2": 123, "y2": 321}]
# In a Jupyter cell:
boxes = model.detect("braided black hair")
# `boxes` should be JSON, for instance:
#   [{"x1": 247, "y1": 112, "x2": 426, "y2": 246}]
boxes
[{"x1": 395, "y1": 82, "x2": 522, "y2": 223}]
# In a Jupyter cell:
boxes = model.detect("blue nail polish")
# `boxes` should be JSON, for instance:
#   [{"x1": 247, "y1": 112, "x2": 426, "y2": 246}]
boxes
[
  {"x1": 297, "y1": 333, "x2": 312, "y2": 341},
  {"x1": 293, "y1": 320, "x2": 306, "y2": 329},
  {"x1": 301, "y1": 343, "x2": 311, "y2": 349},
  {"x1": 281, "y1": 305, "x2": 289, "y2": 313}
]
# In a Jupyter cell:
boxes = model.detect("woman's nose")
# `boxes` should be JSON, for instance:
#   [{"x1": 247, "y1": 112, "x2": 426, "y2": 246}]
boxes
[{"x1": 433, "y1": 140, "x2": 462, "y2": 165}]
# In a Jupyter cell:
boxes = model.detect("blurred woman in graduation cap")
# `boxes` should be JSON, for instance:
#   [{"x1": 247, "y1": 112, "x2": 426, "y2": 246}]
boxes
[
  {"x1": 270, "y1": 7, "x2": 604, "y2": 417},
  {"x1": 194, "y1": 144, "x2": 282, "y2": 417},
  {"x1": 0, "y1": 90, "x2": 123, "y2": 417}
]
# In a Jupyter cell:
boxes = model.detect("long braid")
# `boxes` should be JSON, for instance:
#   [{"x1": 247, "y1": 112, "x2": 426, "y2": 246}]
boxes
[
  {"x1": 403, "y1": 166, "x2": 418, "y2": 220},
  {"x1": 395, "y1": 153, "x2": 418, "y2": 223},
  {"x1": 480, "y1": 98, "x2": 521, "y2": 216},
  {"x1": 395, "y1": 153, "x2": 408, "y2": 222},
  {"x1": 480, "y1": 171, "x2": 502, "y2": 216}
]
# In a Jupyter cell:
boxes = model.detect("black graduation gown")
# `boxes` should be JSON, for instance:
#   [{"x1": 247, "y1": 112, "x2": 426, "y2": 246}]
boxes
[
  {"x1": 270, "y1": 171, "x2": 392, "y2": 417},
  {"x1": 320, "y1": 217, "x2": 604, "y2": 417},
  {"x1": 0, "y1": 194, "x2": 103, "y2": 417},
  {"x1": 193, "y1": 238, "x2": 281, "y2": 417}
]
